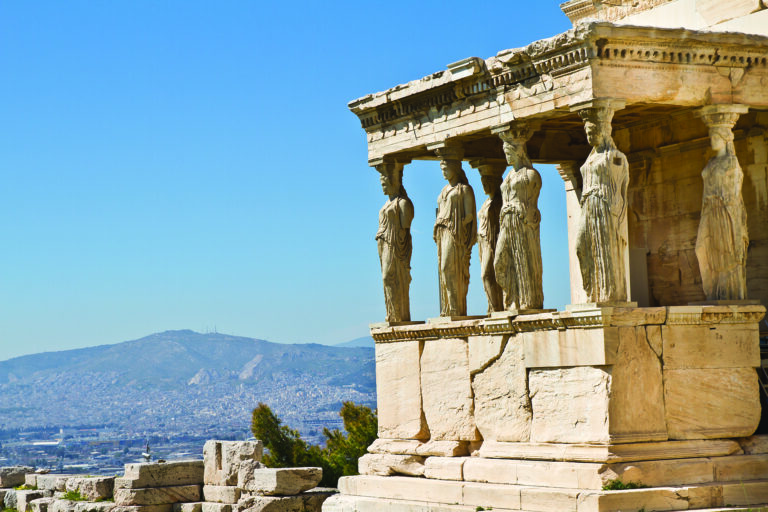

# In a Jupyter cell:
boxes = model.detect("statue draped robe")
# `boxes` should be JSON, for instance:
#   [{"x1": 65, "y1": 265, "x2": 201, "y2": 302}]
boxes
[
  {"x1": 478, "y1": 194, "x2": 503, "y2": 313},
  {"x1": 494, "y1": 167, "x2": 543, "y2": 310},
  {"x1": 434, "y1": 183, "x2": 476, "y2": 316},
  {"x1": 695, "y1": 154, "x2": 749, "y2": 300},
  {"x1": 576, "y1": 148, "x2": 629, "y2": 303},
  {"x1": 376, "y1": 195, "x2": 414, "y2": 322}
]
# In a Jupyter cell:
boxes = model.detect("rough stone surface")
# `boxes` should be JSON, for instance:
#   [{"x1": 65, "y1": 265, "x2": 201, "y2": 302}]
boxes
[
  {"x1": 17, "y1": 490, "x2": 48, "y2": 512},
  {"x1": 65, "y1": 477, "x2": 114, "y2": 501},
  {"x1": 202, "y1": 485, "x2": 240, "y2": 504},
  {"x1": 25, "y1": 474, "x2": 38, "y2": 488},
  {"x1": 358, "y1": 454, "x2": 424, "y2": 477},
  {"x1": 467, "y1": 335, "x2": 505, "y2": 374},
  {"x1": 664, "y1": 367, "x2": 761, "y2": 439},
  {"x1": 29, "y1": 497, "x2": 56, "y2": 512},
  {"x1": 172, "y1": 503, "x2": 202, "y2": 512},
  {"x1": 120, "y1": 461, "x2": 204, "y2": 489},
  {"x1": 423, "y1": 457, "x2": 465, "y2": 481},
  {"x1": 608, "y1": 326, "x2": 666, "y2": 443},
  {"x1": 114, "y1": 485, "x2": 201, "y2": 506},
  {"x1": 529, "y1": 366, "x2": 611, "y2": 444},
  {"x1": 738, "y1": 435, "x2": 768, "y2": 454},
  {"x1": 414, "y1": 440, "x2": 468, "y2": 457},
  {"x1": 111, "y1": 506, "x2": 173, "y2": 512},
  {"x1": 420, "y1": 338, "x2": 478, "y2": 441},
  {"x1": 238, "y1": 491, "x2": 332, "y2": 512},
  {"x1": 240, "y1": 467, "x2": 321, "y2": 495},
  {"x1": 375, "y1": 341, "x2": 428, "y2": 440},
  {"x1": 661, "y1": 325, "x2": 761, "y2": 369},
  {"x1": 203, "y1": 440, "x2": 263, "y2": 487},
  {"x1": 0, "y1": 466, "x2": 34, "y2": 488},
  {"x1": 201, "y1": 504, "x2": 230, "y2": 512},
  {"x1": 5, "y1": 489, "x2": 18, "y2": 510},
  {"x1": 38, "y1": 475, "x2": 85, "y2": 492},
  {"x1": 471, "y1": 336, "x2": 531, "y2": 442}
]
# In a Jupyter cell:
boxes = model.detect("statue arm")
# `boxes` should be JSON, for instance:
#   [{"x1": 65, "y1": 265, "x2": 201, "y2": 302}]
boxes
[
  {"x1": 463, "y1": 187, "x2": 477, "y2": 247},
  {"x1": 399, "y1": 198, "x2": 414, "y2": 230}
]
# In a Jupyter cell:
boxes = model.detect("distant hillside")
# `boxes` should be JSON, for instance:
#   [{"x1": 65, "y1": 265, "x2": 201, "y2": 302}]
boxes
[
  {"x1": 335, "y1": 336, "x2": 374, "y2": 348},
  {"x1": 0, "y1": 330, "x2": 375, "y2": 439}
]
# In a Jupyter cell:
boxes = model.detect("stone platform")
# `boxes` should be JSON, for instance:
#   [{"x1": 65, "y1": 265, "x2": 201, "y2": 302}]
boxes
[{"x1": 326, "y1": 305, "x2": 768, "y2": 512}]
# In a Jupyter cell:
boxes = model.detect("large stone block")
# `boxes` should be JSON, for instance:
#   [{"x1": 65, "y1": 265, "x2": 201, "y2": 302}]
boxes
[
  {"x1": 477, "y1": 438, "x2": 741, "y2": 463},
  {"x1": 238, "y1": 491, "x2": 333, "y2": 512},
  {"x1": 203, "y1": 440, "x2": 263, "y2": 487},
  {"x1": 664, "y1": 367, "x2": 761, "y2": 439},
  {"x1": 114, "y1": 485, "x2": 201, "y2": 506},
  {"x1": 375, "y1": 341, "x2": 429, "y2": 440},
  {"x1": 520, "y1": 487, "x2": 578, "y2": 512},
  {"x1": 603, "y1": 457, "x2": 715, "y2": 487},
  {"x1": 460, "y1": 482, "x2": 521, "y2": 510},
  {"x1": 738, "y1": 435, "x2": 768, "y2": 454},
  {"x1": 471, "y1": 336, "x2": 531, "y2": 442},
  {"x1": 423, "y1": 457, "x2": 465, "y2": 481},
  {"x1": 172, "y1": 504, "x2": 202, "y2": 512},
  {"x1": 529, "y1": 366, "x2": 611, "y2": 444},
  {"x1": 523, "y1": 327, "x2": 618, "y2": 367},
  {"x1": 202, "y1": 485, "x2": 240, "y2": 504},
  {"x1": 25, "y1": 474, "x2": 38, "y2": 488},
  {"x1": 111, "y1": 506, "x2": 173, "y2": 512},
  {"x1": 0, "y1": 466, "x2": 34, "y2": 487},
  {"x1": 65, "y1": 477, "x2": 114, "y2": 501},
  {"x1": 29, "y1": 497, "x2": 56, "y2": 512},
  {"x1": 17, "y1": 490, "x2": 49, "y2": 512},
  {"x1": 662, "y1": 324, "x2": 761, "y2": 369},
  {"x1": 467, "y1": 335, "x2": 505, "y2": 374},
  {"x1": 240, "y1": 467, "x2": 321, "y2": 495},
  {"x1": 120, "y1": 461, "x2": 204, "y2": 488},
  {"x1": 420, "y1": 338, "x2": 478, "y2": 441},
  {"x1": 5, "y1": 489, "x2": 18, "y2": 510},
  {"x1": 38, "y1": 475, "x2": 85, "y2": 492},
  {"x1": 713, "y1": 454, "x2": 768, "y2": 481},
  {"x1": 608, "y1": 326, "x2": 667, "y2": 443},
  {"x1": 338, "y1": 475, "x2": 463, "y2": 505},
  {"x1": 358, "y1": 454, "x2": 424, "y2": 477}
]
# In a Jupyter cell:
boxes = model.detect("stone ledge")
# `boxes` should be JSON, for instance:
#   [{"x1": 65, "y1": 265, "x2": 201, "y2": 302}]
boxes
[
  {"x1": 476, "y1": 439, "x2": 743, "y2": 463},
  {"x1": 335, "y1": 475, "x2": 768, "y2": 512},
  {"x1": 370, "y1": 306, "x2": 765, "y2": 343}
]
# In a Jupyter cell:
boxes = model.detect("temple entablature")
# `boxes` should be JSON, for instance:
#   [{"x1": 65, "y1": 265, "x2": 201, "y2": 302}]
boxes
[{"x1": 349, "y1": 22, "x2": 768, "y2": 165}]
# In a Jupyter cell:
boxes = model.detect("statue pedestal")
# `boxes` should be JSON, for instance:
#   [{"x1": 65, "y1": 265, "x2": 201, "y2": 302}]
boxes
[{"x1": 329, "y1": 306, "x2": 768, "y2": 512}]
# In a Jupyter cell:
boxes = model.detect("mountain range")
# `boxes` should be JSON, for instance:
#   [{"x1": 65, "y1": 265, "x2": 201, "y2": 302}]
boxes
[{"x1": 0, "y1": 330, "x2": 376, "y2": 439}]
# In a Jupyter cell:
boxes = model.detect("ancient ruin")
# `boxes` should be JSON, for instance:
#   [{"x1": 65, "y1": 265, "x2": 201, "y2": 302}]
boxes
[
  {"x1": 330, "y1": 1, "x2": 768, "y2": 511},
  {"x1": 0, "y1": 442, "x2": 330, "y2": 512}
]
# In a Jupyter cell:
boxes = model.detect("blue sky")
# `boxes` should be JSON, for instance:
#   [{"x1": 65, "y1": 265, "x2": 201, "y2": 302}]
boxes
[{"x1": 0, "y1": 2, "x2": 573, "y2": 359}]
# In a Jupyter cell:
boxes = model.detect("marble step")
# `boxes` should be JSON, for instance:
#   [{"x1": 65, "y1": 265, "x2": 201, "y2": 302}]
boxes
[{"x1": 337, "y1": 475, "x2": 768, "y2": 512}]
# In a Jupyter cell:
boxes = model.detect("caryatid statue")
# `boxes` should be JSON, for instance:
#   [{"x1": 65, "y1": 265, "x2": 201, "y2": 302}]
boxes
[
  {"x1": 695, "y1": 104, "x2": 750, "y2": 301},
  {"x1": 471, "y1": 159, "x2": 505, "y2": 313},
  {"x1": 574, "y1": 101, "x2": 629, "y2": 303},
  {"x1": 433, "y1": 145, "x2": 477, "y2": 317},
  {"x1": 375, "y1": 161, "x2": 415, "y2": 323},
  {"x1": 494, "y1": 125, "x2": 544, "y2": 311}
]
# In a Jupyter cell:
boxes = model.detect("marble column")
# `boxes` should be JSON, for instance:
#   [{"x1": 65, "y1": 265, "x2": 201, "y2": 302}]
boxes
[
  {"x1": 571, "y1": 99, "x2": 630, "y2": 304},
  {"x1": 694, "y1": 104, "x2": 750, "y2": 301},
  {"x1": 469, "y1": 158, "x2": 506, "y2": 313},
  {"x1": 375, "y1": 160, "x2": 415, "y2": 323}
]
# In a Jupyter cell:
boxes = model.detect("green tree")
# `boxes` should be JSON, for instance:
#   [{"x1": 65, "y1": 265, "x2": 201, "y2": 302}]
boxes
[
  {"x1": 250, "y1": 403, "x2": 323, "y2": 469},
  {"x1": 250, "y1": 401, "x2": 377, "y2": 487},
  {"x1": 322, "y1": 402, "x2": 378, "y2": 481}
]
